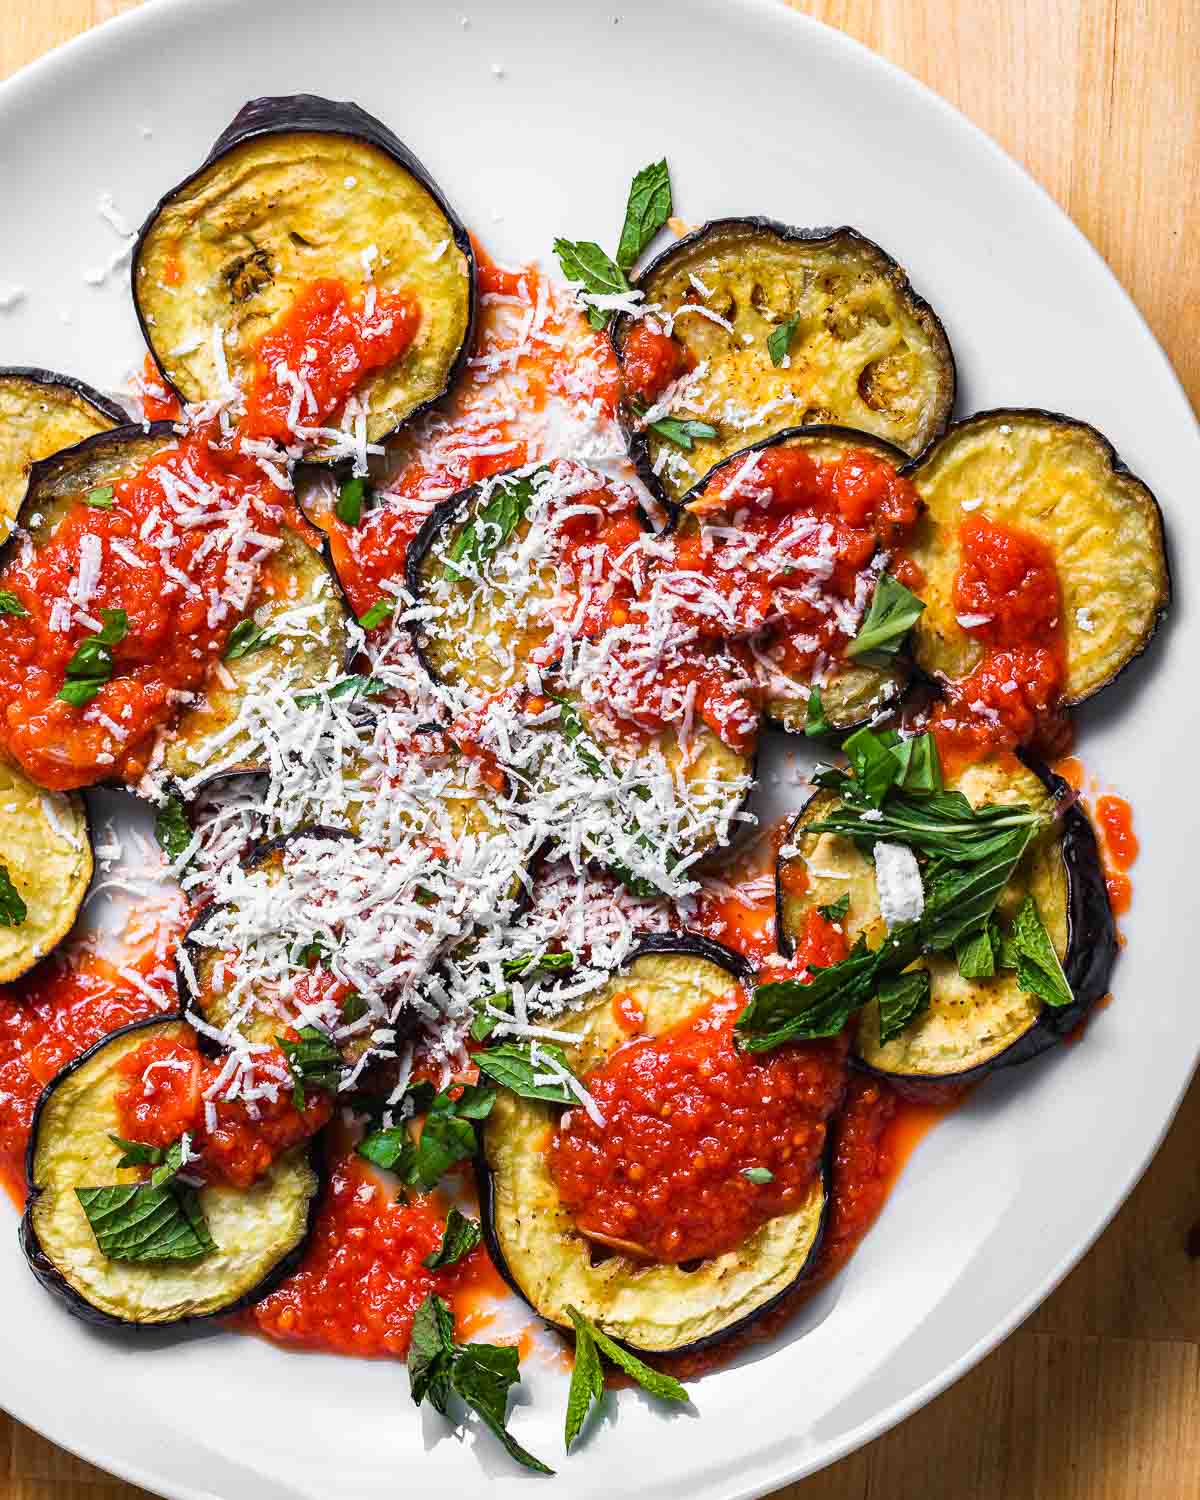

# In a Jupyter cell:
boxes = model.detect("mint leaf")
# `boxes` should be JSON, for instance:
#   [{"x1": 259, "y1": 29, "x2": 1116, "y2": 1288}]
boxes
[
  {"x1": 553, "y1": 238, "x2": 630, "y2": 330},
  {"x1": 817, "y1": 892, "x2": 850, "y2": 924},
  {"x1": 423, "y1": 1207, "x2": 483, "y2": 1270},
  {"x1": 742, "y1": 1166, "x2": 774, "y2": 1184},
  {"x1": 295, "y1": 674, "x2": 387, "y2": 707},
  {"x1": 75, "y1": 1182, "x2": 214, "y2": 1261},
  {"x1": 340, "y1": 990, "x2": 368, "y2": 1023},
  {"x1": 846, "y1": 573, "x2": 925, "y2": 660},
  {"x1": 567, "y1": 1306, "x2": 687, "y2": 1404},
  {"x1": 471, "y1": 991, "x2": 511, "y2": 1042},
  {"x1": 57, "y1": 607, "x2": 128, "y2": 706},
  {"x1": 955, "y1": 924, "x2": 997, "y2": 979},
  {"x1": 843, "y1": 725, "x2": 902, "y2": 808},
  {"x1": 917, "y1": 825, "x2": 1037, "y2": 952},
  {"x1": 737, "y1": 936, "x2": 883, "y2": 1050},
  {"x1": 108, "y1": 1134, "x2": 166, "y2": 1169},
  {"x1": 358, "y1": 1081, "x2": 495, "y2": 1190},
  {"x1": 644, "y1": 414, "x2": 718, "y2": 451},
  {"x1": 408, "y1": 1292, "x2": 455, "y2": 1413},
  {"x1": 502, "y1": 951, "x2": 575, "y2": 979},
  {"x1": 277, "y1": 1025, "x2": 341, "y2": 1109},
  {"x1": 0, "y1": 863, "x2": 27, "y2": 928},
  {"x1": 767, "y1": 317, "x2": 799, "y2": 366},
  {"x1": 335, "y1": 477, "x2": 369, "y2": 527},
  {"x1": 1008, "y1": 893, "x2": 1074, "y2": 1008},
  {"x1": 564, "y1": 1309, "x2": 605, "y2": 1450},
  {"x1": 0, "y1": 590, "x2": 27, "y2": 616},
  {"x1": 616, "y1": 160, "x2": 672, "y2": 271},
  {"x1": 357, "y1": 598, "x2": 394, "y2": 630},
  {"x1": 224, "y1": 618, "x2": 275, "y2": 660},
  {"x1": 876, "y1": 968, "x2": 931, "y2": 1044},
  {"x1": 888, "y1": 731, "x2": 943, "y2": 795},
  {"x1": 804, "y1": 685, "x2": 830, "y2": 738},
  {"x1": 84, "y1": 485, "x2": 115, "y2": 509},
  {"x1": 475, "y1": 1041, "x2": 579, "y2": 1104},
  {"x1": 148, "y1": 1135, "x2": 188, "y2": 1188},
  {"x1": 445, "y1": 471, "x2": 538, "y2": 582},
  {"x1": 154, "y1": 793, "x2": 192, "y2": 862}
]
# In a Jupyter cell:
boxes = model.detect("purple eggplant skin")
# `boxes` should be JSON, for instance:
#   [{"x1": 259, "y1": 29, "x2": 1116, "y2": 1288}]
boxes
[
  {"x1": 0, "y1": 366, "x2": 127, "y2": 426},
  {"x1": 775, "y1": 756, "x2": 1118, "y2": 1086},
  {"x1": 130, "y1": 95, "x2": 477, "y2": 448},
  {"x1": 611, "y1": 217, "x2": 958, "y2": 512},
  {"x1": 19, "y1": 1015, "x2": 326, "y2": 1332},
  {"x1": 474, "y1": 932, "x2": 834, "y2": 1361}
]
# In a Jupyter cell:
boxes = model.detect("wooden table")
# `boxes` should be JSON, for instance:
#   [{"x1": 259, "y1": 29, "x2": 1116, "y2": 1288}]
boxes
[{"x1": 1, "y1": 3, "x2": 1197, "y2": 1497}]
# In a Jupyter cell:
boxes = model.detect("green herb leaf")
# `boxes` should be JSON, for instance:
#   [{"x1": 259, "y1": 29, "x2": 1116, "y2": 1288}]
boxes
[
  {"x1": 917, "y1": 824, "x2": 1038, "y2": 952},
  {"x1": 408, "y1": 1292, "x2": 456, "y2": 1414},
  {"x1": 75, "y1": 1182, "x2": 214, "y2": 1262},
  {"x1": 842, "y1": 725, "x2": 902, "y2": 809},
  {"x1": 876, "y1": 968, "x2": 932, "y2": 1044},
  {"x1": 955, "y1": 924, "x2": 997, "y2": 979},
  {"x1": 767, "y1": 316, "x2": 799, "y2": 367},
  {"x1": 148, "y1": 1135, "x2": 187, "y2": 1188},
  {"x1": 644, "y1": 414, "x2": 718, "y2": 451},
  {"x1": 616, "y1": 159, "x2": 672, "y2": 271},
  {"x1": 817, "y1": 893, "x2": 850, "y2": 924},
  {"x1": 295, "y1": 674, "x2": 388, "y2": 707},
  {"x1": 357, "y1": 598, "x2": 394, "y2": 630},
  {"x1": 807, "y1": 781, "x2": 1043, "y2": 863},
  {"x1": 340, "y1": 990, "x2": 368, "y2": 1023},
  {"x1": 742, "y1": 1166, "x2": 774, "y2": 1185},
  {"x1": 737, "y1": 937, "x2": 883, "y2": 1050},
  {"x1": 154, "y1": 793, "x2": 192, "y2": 862},
  {"x1": 84, "y1": 485, "x2": 115, "y2": 510},
  {"x1": 474, "y1": 1041, "x2": 580, "y2": 1104},
  {"x1": 553, "y1": 237, "x2": 631, "y2": 330},
  {"x1": 804, "y1": 685, "x2": 831, "y2": 738},
  {"x1": 423, "y1": 1206, "x2": 483, "y2": 1269},
  {"x1": 335, "y1": 477, "x2": 369, "y2": 527},
  {"x1": 358, "y1": 1082, "x2": 496, "y2": 1190},
  {"x1": 108, "y1": 1135, "x2": 166, "y2": 1169},
  {"x1": 0, "y1": 590, "x2": 28, "y2": 616},
  {"x1": 224, "y1": 617, "x2": 276, "y2": 660},
  {"x1": 564, "y1": 1308, "x2": 605, "y2": 1450},
  {"x1": 567, "y1": 1306, "x2": 688, "y2": 1404},
  {"x1": 502, "y1": 951, "x2": 575, "y2": 979},
  {"x1": 1008, "y1": 893, "x2": 1075, "y2": 1008},
  {"x1": 0, "y1": 863, "x2": 27, "y2": 928},
  {"x1": 445, "y1": 470, "x2": 539, "y2": 582},
  {"x1": 471, "y1": 990, "x2": 512, "y2": 1042},
  {"x1": 277, "y1": 1025, "x2": 341, "y2": 1109},
  {"x1": 887, "y1": 731, "x2": 943, "y2": 795},
  {"x1": 293, "y1": 936, "x2": 330, "y2": 968},
  {"x1": 57, "y1": 607, "x2": 128, "y2": 706},
  {"x1": 846, "y1": 573, "x2": 925, "y2": 660},
  {"x1": 356, "y1": 1124, "x2": 415, "y2": 1173}
]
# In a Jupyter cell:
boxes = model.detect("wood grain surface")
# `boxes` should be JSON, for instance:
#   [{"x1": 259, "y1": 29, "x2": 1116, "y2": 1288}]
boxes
[{"x1": 1, "y1": 3, "x2": 1198, "y2": 1498}]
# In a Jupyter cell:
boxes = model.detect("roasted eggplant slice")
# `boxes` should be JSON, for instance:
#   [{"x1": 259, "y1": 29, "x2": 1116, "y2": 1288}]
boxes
[
  {"x1": 133, "y1": 96, "x2": 474, "y2": 452},
  {"x1": 478, "y1": 936, "x2": 830, "y2": 1356},
  {"x1": 0, "y1": 758, "x2": 92, "y2": 982},
  {"x1": 615, "y1": 219, "x2": 955, "y2": 504},
  {"x1": 682, "y1": 426, "x2": 913, "y2": 734},
  {"x1": 776, "y1": 754, "x2": 1115, "y2": 1084},
  {"x1": 0, "y1": 368, "x2": 122, "y2": 536},
  {"x1": 160, "y1": 526, "x2": 353, "y2": 787},
  {"x1": 903, "y1": 410, "x2": 1170, "y2": 703},
  {"x1": 20, "y1": 1017, "x2": 319, "y2": 1328}
]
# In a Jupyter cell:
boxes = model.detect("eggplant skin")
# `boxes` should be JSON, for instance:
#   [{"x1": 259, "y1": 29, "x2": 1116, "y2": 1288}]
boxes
[
  {"x1": 775, "y1": 755, "x2": 1116, "y2": 1087},
  {"x1": 476, "y1": 935, "x2": 830, "y2": 1357},
  {"x1": 160, "y1": 527, "x2": 354, "y2": 790},
  {"x1": 132, "y1": 95, "x2": 475, "y2": 453},
  {"x1": 0, "y1": 759, "x2": 92, "y2": 984},
  {"x1": 681, "y1": 424, "x2": 914, "y2": 735},
  {"x1": 0, "y1": 367, "x2": 123, "y2": 536},
  {"x1": 614, "y1": 217, "x2": 956, "y2": 505},
  {"x1": 902, "y1": 408, "x2": 1171, "y2": 706},
  {"x1": 20, "y1": 1016, "x2": 321, "y2": 1330}
]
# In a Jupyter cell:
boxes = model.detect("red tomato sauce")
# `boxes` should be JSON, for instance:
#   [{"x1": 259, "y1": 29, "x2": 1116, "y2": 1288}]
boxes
[
  {"x1": 0, "y1": 424, "x2": 286, "y2": 789},
  {"x1": 0, "y1": 942, "x2": 180, "y2": 1205},
  {"x1": 241, "y1": 278, "x2": 420, "y2": 445},
  {"x1": 246, "y1": 1144, "x2": 502, "y2": 1357},
  {"x1": 929, "y1": 515, "x2": 1069, "y2": 764},
  {"x1": 620, "y1": 322, "x2": 691, "y2": 405},
  {"x1": 1096, "y1": 793, "x2": 1137, "y2": 915},
  {"x1": 113, "y1": 1031, "x2": 330, "y2": 1190},
  {"x1": 139, "y1": 352, "x2": 182, "y2": 421}
]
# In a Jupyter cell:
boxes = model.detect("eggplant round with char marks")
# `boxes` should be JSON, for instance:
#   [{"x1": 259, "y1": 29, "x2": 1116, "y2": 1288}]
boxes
[
  {"x1": 477, "y1": 935, "x2": 830, "y2": 1356},
  {"x1": 680, "y1": 424, "x2": 914, "y2": 735},
  {"x1": 902, "y1": 409, "x2": 1170, "y2": 704},
  {"x1": 614, "y1": 218, "x2": 956, "y2": 505},
  {"x1": 20, "y1": 1016, "x2": 320, "y2": 1329},
  {"x1": 0, "y1": 758, "x2": 92, "y2": 983},
  {"x1": 160, "y1": 525, "x2": 354, "y2": 788},
  {"x1": 0, "y1": 367, "x2": 123, "y2": 536},
  {"x1": 776, "y1": 754, "x2": 1115, "y2": 1084},
  {"x1": 133, "y1": 95, "x2": 475, "y2": 454}
]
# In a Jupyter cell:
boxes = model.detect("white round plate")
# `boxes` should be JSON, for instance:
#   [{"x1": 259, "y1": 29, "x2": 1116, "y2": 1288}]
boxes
[{"x1": 0, "y1": 1, "x2": 1196, "y2": 1496}]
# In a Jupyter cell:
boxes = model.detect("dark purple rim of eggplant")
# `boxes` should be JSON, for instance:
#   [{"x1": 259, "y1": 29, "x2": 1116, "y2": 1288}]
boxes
[
  {"x1": 0, "y1": 366, "x2": 127, "y2": 427},
  {"x1": 899, "y1": 406, "x2": 1173, "y2": 708},
  {"x1": 473, "y1": 930, "x2": 834, "y2": 1358},
  {"x1": 131, "y1": 94, "x2": 477, "y2": 453},
  {"x1": 19, "y1": 1013, "x2": 326, "y2": 1331},
  {"x1": 774, "y1": 754, "x2": 1118, "y2": 1084},
  {"x1": 611, "y1": 217, "x2": 958, "y2": 510}
]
